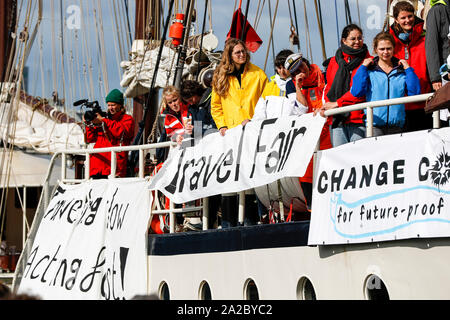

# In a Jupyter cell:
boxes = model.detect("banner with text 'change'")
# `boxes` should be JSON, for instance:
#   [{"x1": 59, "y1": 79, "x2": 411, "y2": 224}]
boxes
[{"x1": 308, "y1": 128, "x2": 450, "y2": 245}]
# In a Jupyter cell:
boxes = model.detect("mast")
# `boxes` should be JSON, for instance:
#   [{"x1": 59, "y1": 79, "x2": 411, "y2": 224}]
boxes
[
  {"x1": 133, "y1": 0, "x2": 161, "y2": 144},
  {"x1": 0, "y1": 0, "x2": 17, "y2": 83}
]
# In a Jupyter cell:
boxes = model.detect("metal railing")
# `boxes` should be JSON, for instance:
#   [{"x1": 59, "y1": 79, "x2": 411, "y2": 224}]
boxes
[
  {"x1": 323, "y1": 93, "x2": 439, "y2": 135},
  {"x1": 41, "y1": 93, "x2": 441, "y2": 234}
]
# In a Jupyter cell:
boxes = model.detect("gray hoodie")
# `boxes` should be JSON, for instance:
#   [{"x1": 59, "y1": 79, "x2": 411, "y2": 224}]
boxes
[{"x1": 426, "y1": 0, "x2": 450, "y2": 83}]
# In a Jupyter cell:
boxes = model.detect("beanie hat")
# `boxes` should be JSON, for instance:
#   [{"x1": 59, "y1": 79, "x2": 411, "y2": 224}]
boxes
[
  {"x1": 106, "y1": 89, "x2": 124, "y2": 105},
  {"x1": 284, "y1": 53, "x2": 303, "y2": 74}
]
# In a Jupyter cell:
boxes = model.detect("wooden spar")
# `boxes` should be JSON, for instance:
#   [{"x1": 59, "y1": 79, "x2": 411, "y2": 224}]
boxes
[
  {"x1": 0, "y1": 0, "x2": 17, "y2": 83},
  {"x1": 313, "y1": 0, "x2": 326, "y2": 62},
  {"x1": 132, "y1": 0, "x2": 162, "y2": 144}
]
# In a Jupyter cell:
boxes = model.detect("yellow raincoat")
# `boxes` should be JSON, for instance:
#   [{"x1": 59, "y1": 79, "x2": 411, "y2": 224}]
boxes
[{"x1": 211, "y1": 62, "x2": 268, "y2": 129}]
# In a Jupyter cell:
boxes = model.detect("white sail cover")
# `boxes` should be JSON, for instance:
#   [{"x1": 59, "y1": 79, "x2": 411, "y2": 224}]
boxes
[
  {"x1": 120, "y1": 45, "x2": 190, "y2": 98},
  {"x1": 0, "y1": 101, "x2": 84, "y2": 153}
]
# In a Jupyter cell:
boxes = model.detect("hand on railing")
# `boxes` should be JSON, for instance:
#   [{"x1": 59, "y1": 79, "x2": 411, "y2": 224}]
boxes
[{"x1": 315, "y1": 101, "x2": 338, "y2": 118}]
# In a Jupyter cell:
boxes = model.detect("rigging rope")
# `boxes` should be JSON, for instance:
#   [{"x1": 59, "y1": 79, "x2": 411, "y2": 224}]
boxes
[
  {"x1": 313, "y1": 0, "x2": 326, "y2": 61},
  {"x1": 264, "y1": 0, "x2": 279, "y2": 73},
  {"x1": 291, "y1": 0, "x2": 301, "y2": 52},
  {"x1": 196, "y1": 0, "x2": 209, "y2": 80},
  {"x1": 254, "y1": 0, "x2": 265, "y2": 30},
  {"x1": 108, "y1": 0, "x2": 124, "y2": 82},
  {"x1": 79, "y1": 0, "x2": 95, "y2": 100},
  {"x1": 334, "y1": 0, "x2": 340, "y2": 48},
  {"x1": 0, "y1": 0, "x2": 35, "y2": 242},
  {"x1": 302, "y1": 0, "x2": 313, "y2": 63}
]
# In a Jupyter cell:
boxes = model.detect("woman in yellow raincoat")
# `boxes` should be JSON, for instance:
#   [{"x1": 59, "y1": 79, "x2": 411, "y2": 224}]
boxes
[
  {"x1": 211, "y1": 38, "x2": 268, "y2": 134},
  {"x1": 210, "y1": 38, "x2": 268, "y2": 228}
]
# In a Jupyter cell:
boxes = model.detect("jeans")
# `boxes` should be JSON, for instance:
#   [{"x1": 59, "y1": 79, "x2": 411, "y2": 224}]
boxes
[{"x1": 330, "y1": 123, "x2": 366, "y2": 147}]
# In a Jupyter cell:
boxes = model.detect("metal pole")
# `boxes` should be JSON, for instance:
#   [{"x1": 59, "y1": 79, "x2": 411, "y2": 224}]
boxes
[
  {"x1": 173, "y1": 0, "x2": 194, "y2": 88},
  {"x1": 366, "y1": 107, "x2": 374, "y2": 137},
  {"x1": 139, "y1": 149, "x2": 145, "y2": 178},
  {"x1": 202, "y1": 197, "x2": 209, "y2": 231},
  {"x1": 85, "y1": 151, "x2": 90, "y2": 180},
  {"x1": 169, "y1": 200, "x2": 175, "y2": 233},
  {"x1": 22, "y1": 186, "x2": 27, "y2": 248},
  {"x1": 433, "y1": 111, "x2": 441, "y2": 129},
  {"x1": 61, "y1": 153, "x2": 67, "y2": 180},
  {"x1": 277, "y1": 180, "x2": 284, "y2": 222},
  {"x1": 196, "y1": 0, "x2": 209, "y2": 81},
  {"x1": 238, "y1": 191, "x2": 245, "y2": 225},
  {"x1": 110, "y1": 151, "x2": 117, "y2": 178},
  {"x1": 240, "y1": 0, "x2": 251, "y2": 41}
]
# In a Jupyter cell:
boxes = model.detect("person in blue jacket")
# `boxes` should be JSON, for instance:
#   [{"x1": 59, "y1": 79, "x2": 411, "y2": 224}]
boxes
[{"x1": 351, "y1": 32, "x2": 421, "y2": 137}]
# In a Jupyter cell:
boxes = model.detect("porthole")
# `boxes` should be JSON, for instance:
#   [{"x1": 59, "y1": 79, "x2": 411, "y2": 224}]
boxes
[
  {"x1": 199, "y1": 281, "x2": 212, "y2": 300},
  {"x1": 244, "y1": 279, "x2": 259, "y2": 300},
  {"x1": 364, "y1": 274, "x2": 390, "y2": 300},
  {"x1": 296, "y1": 277, "x2": 316, "y2": 300},
  {"x1": 158, "y1": 281, "x2": 170, "y2": 300}
]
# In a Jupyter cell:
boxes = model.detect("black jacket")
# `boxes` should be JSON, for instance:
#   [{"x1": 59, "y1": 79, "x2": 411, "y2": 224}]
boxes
[{"x1": 426, "y1": 0, "x2": 450, "y2": 83}]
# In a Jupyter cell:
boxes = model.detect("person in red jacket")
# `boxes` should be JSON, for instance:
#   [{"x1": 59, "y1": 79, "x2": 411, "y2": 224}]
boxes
[
  {"x1": 84, "y1": 89, "x2": 135, "y2": 179},
  {"x1": 162, "y1": 85, "x2": 193, "y2": 143},
  {"x1": 390, "y1": 1, "x2": 432, "y2": 132},
  {"x1": 319, "y1": 24, "x2": 371, "y2": 147},
  {"x1": 285, "y1": 53, "x2": 332, "y2": 212}
]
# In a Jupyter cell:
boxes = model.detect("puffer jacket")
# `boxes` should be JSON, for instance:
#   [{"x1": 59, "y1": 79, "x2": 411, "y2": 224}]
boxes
[
  {"x1": 211, "y1": 62, "x2": 268, "y2": 129},
  {"x1": 350, "y1": 58, "x2": 421, "y2": 128},
  {"x1": 85, "y1": 111, "x2": 135, "y2": 177},
  {"x1": 390, "y1": 17, "x2": 431, "y2": 110}
]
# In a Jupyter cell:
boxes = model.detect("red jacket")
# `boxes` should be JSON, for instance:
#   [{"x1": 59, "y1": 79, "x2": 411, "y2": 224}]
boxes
[
  {"x1": 163, "y1": 102, "x2": 189, "y2": 139},
  {"x1": 294, "y1": 64, "x2": 332, "y2": 184},
  {"x1": 390, "y1": 19, "x2": 430, "y2": 110},
  {"x1": 85, "y1": 111, "x2": 135, "y2": 177},
  {"x1": 324, "y1": 51, "x2": 372, "y2": 125}
]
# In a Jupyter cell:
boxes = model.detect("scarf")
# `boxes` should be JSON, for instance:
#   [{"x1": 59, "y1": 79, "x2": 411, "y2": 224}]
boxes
[{"x1": 326, "y1": 44, "x2": 368, "y2": 102}]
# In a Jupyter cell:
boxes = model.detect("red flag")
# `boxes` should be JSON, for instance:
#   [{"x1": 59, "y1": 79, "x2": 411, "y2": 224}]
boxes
[{"x1": 226, "y1": 8, "x2": 263, "y2": 53}]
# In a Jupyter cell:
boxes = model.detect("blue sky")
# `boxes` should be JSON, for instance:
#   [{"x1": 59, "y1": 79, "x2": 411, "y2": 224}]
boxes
[{"x1": 20, "y1": 0, "x2": 387, "y2": 115}]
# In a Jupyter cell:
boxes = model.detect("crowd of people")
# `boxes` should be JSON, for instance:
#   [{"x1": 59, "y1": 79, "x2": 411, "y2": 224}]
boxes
[{"x1": 84, "y1": 1, "x2": 450, "y2": 231}]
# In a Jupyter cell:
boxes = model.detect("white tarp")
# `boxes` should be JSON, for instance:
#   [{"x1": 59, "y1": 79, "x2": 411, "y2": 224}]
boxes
[
  {"x1": 17, "y1": 178, "x2": 151, "y2": 300},
  {"x1": 120, "y1": 46, "x2": 189, "y2": 98},
  {"x1": 0, "y1": 101, "x2": 84, "y2": 153},
  {"x1": 149, "y1": 113, "x2": 326, "y2": 203},
  {"x1": 0, "y1": 150, "x2": 72, "y2": 188},
  {"x1": 308, "y1": 128, "x2": 450, "y2": 245}
]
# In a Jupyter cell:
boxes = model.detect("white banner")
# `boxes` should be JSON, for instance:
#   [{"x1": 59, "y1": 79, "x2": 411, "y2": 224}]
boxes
[
  {"x1": 149, "y1": 114, "x2": 326, "y2": 203},
  {"x1": 308, "y1": 128, "x2": 450, "y2": 245},
  {"x1": 18, "y1": 179, "x2": 151, "y2": 300}
]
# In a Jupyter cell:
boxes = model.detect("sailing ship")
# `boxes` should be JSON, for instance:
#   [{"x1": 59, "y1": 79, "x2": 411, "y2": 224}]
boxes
[{"x1": 0, "y1": 0, "x2": 448, "y2": 301}]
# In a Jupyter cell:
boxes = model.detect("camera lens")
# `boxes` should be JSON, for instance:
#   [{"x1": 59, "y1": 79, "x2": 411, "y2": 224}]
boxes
[{"x1": 84, "y1": 110, "x2": 96, "y2": 122}]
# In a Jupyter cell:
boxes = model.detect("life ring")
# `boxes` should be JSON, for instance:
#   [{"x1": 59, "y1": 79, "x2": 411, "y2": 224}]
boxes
[{"x1": 254, "y1": 177, "x2": 308, "y2": 215}]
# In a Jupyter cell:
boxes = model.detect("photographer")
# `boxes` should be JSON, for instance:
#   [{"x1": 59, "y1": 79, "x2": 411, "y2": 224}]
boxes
[{"x1": 84, "y1": 89, "x2": 135, "y2": 179}]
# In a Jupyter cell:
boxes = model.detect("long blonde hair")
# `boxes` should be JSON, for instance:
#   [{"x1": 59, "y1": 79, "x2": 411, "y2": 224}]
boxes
[{"x1": 212, "y1": 38, "x2": 250, "y2": 97}]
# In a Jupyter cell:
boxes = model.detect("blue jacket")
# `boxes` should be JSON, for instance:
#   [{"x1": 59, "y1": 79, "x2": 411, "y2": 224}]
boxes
[{"x1": 351, "y1": 58, "x2": 421, "y2": 128}]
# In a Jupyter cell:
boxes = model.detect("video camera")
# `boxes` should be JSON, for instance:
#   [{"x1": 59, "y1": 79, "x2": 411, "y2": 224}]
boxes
[{"x1": 73, "y1": 99, "x2": 108, "y2": 123}]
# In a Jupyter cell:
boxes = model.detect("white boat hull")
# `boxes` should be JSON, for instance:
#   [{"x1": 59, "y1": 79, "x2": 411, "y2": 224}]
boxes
[{"x1": 147, "y1": 224, "x2": 450, "y2": 300}]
